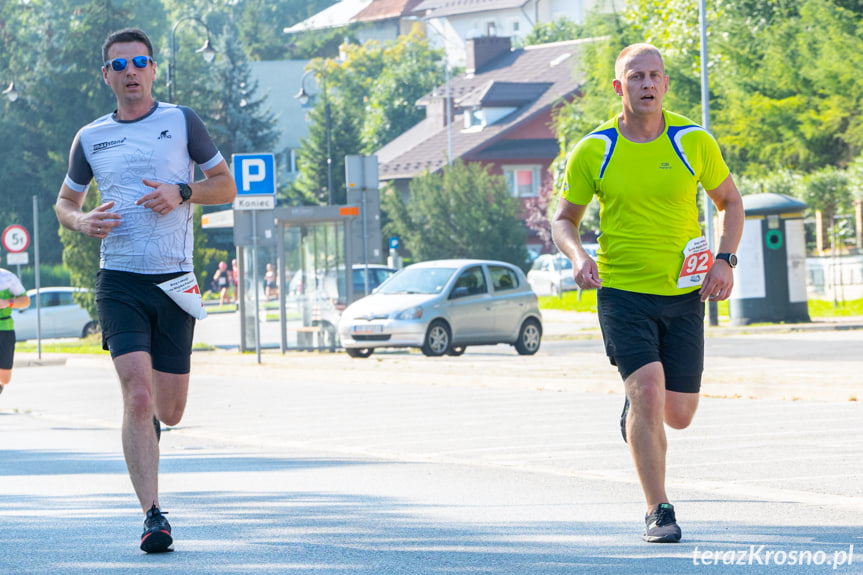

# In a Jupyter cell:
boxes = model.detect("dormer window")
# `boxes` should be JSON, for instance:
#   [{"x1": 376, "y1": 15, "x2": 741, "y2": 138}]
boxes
[{"x1": 463, "y1": 106, "x2": 517, "y2": 132}]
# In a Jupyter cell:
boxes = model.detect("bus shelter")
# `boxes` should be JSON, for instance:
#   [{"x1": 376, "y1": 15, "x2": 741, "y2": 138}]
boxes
[{"x1": 204, "y1": 205, "x2": 359, "y2": 353}]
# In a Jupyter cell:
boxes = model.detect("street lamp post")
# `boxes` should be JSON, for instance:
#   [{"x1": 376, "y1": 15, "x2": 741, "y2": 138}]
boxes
[
  {"x1": 699, "y1": 0, "x2": 719, "y2": 326},
  {"x1": 2, "y1": 80, "x2": 19, "y2": 102},
  {"x1": 168, "y1": 16, "x2": 216, "y2": 103},
  {"x1": 295, "y1": 70, "x2": 333, "y2": 205}
]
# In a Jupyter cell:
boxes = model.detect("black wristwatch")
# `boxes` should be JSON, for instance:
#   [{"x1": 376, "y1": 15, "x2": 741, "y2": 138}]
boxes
[
  {"x1": 716, "y1": 253, "x2": 737, "y2": 268},
  {"x1": 177, "y1": 182, "x2": 193, "y2": 204}
]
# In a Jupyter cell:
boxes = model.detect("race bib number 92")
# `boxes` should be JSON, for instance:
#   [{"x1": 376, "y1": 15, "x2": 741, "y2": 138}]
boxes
[{"x1": 677, "y1": 237, "x2": 714, "y2": 289}]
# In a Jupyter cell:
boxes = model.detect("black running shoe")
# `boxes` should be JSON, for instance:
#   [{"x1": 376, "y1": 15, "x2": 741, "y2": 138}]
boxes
[
  {"x1": 140, "y1": 504, "x2": 173, "y2": 553},
  {"x1": 643, "y1": 503, "x2": 682, "y2": 543},
  {"x1": 153, "y1": 416, "x2": 161, "y2": 443},
  {"x1": 620, "y1": 395, "x2": 629, "y2": 443}
]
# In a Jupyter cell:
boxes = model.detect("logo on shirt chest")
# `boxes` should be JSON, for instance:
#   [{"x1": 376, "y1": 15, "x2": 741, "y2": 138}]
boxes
[
  {"x1": 93, "y1": 138, "x2": 127, "y2": 153},
  {"x1": 158, "y1": 130, "x2": 172, "y2": 140},
  {"x1": 659, "y1": 162, "x2": 672, "y2": 170}
]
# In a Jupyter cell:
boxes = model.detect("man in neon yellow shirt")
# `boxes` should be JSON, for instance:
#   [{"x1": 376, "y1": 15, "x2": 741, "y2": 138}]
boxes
[{"x1": 552, "y1": 43, "x2": 743, "y2": 543}]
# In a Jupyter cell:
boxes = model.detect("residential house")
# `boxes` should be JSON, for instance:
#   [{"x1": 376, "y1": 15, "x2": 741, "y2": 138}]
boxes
[
  {"x1": 285, "y1": 0, "x2": 426, "y2": 45},
  {"x1": 351, "y1": 0, "x2": 427, "y2": 43},
  {"x1": 284, "y1": 0, "x2": 372, "y2": 35},
  {"x1": 286, "y1": 0, "x2": 613, "y2": 67},
  {"x1": 375, "y1": 36, "x2": 592, "y2": 255},
  {"x1": 246, "y1": 60, "x2": 313, "y2": 186},
  {"x1": 412, "y1": 0, "x2": 614, "y2": 67}
]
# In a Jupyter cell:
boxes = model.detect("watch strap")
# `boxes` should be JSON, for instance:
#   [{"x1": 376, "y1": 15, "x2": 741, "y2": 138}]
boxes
[{"x1": 716, "y1": 253, "x2": 737, "y2": 268}]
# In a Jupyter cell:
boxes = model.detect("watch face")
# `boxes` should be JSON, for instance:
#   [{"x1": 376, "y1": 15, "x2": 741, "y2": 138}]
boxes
[
  {"x1": 719, "y1": 253, "x2": 737, "y2": 267},
  {"x1": 180, "y1": 183, "x2": 192, "y2": 202}
]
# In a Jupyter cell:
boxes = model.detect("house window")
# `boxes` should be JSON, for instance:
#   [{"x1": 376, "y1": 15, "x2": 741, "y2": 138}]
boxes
[
  {"x1": 486, "y1": 21, "x2": 497, "y2": 36},
  {"x1": 463, "y1": 106, "x2": 517, "y2": 132},
  {"x1": 511, "y1": 20, "x2": 520, "y2": 34},
  {"x1": 503, "y1": 165, "x2": 541, "y2": 198}
]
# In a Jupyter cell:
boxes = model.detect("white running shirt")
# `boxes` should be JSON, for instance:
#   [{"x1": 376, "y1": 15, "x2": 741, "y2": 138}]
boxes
[{"x1": 64, "y1": 102, "x2": 224, "y2": 273}]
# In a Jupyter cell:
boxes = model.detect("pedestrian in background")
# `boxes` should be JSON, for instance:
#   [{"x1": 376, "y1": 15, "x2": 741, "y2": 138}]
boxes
[
  {"x1": 231, "y1": 258, "x2": 239, "y2": 303},
  {"x1": 552, "y1": 43, "x2": 743, "y2": 543},
  {"x1": 0, "y1": 257, "x2": 30, "y2": 394},
  {"x1": 55, "y1": 28, "x2": 236, "y2": 553},
  {"x1": 213, "y1": 261, "x2": 231, "y2": 306}
]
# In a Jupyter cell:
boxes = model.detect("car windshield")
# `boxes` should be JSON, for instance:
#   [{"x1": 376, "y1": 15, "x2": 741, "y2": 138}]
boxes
[{"x1": 377, "y1": 267, "x2": 457, "y2": 295}]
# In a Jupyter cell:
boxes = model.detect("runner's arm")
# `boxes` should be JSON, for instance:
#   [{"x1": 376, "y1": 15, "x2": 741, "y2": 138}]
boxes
[
  {"x1": 700, "y1": 173, "x2": 744, "y2": 301},
  {"x1": 552, "y1": 197, "x2": 602, "y2": 289}
]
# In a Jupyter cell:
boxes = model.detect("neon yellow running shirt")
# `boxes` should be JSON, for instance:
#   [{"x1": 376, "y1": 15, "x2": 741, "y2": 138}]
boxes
[{"x1": 561, "y1": 110, "x2": 730, "y2": 295}]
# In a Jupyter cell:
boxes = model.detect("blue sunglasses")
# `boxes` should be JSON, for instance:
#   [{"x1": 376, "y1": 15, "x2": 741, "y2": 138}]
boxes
[{"x1": 104, "y1": 56, "x2": 154, "y2": 72}]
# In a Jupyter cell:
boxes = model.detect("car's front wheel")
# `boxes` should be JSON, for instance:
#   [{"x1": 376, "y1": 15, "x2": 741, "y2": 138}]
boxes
[
  {"x1": 514, "y1": 318, "x2": 542, "y2": 355},
  {"x1": 346, "y1": 347, "x2": 374, "y2": 358},
  {"x1": 421, "y1": 320, "x2": 451, "y2": 357}
]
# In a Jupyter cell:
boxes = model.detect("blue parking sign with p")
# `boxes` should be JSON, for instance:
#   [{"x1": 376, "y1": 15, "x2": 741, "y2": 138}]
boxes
[{"x1": 232, "y1": 153, "x2": 276, "y2": 196}]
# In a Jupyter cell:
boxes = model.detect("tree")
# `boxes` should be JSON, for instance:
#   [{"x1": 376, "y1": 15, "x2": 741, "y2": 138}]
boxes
[
  {"x1": 801, "y1": 166, "x2": 852, "y2": 251},
  {"x1": 198, "y1": 21, "x2": 279, "y2": 162},
  {"x1": 293, "y1": 29, "x2": 446, "y2": 205},
  {"x1": 383, "y1": 161, "x2": 529, "y2": 268},
  {"x1": 293, "y1": 90, "x2": 362, "y2": 206},
  {"x1": 516, "y1": 17, "x2": 588, "y2": 48},
  {"x1": 233, "y1": 0, "x2": 337, "y2": 61},
  {"x1": 361, "y1": 26, "x2": 445, "y2": 152},
  {"x1": 849, "y1": 156, "x2": 863, "y2": 202},
  {"x1": 0, "y1": 0, "x2": 165, "y2": 264},
  {"x1": 523, "y1": 172, "x2": 555, "y2": 253},
  {"x1": 59, "y1": 183, "x2": 101, "y2": 319}
]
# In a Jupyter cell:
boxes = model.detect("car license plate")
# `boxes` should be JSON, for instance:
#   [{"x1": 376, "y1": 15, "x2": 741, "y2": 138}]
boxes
[{"x1": 352, "y1": 324, "x2": 383, "y2": 334}]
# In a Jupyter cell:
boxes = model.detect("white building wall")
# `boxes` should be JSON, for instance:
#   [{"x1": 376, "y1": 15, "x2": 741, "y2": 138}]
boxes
[
  {"x1": 427, "y1": 0, "x2": 617, "y2": 69},
  {"x1": 248, "y1": 60, "x2": 312, "y2": 183}
]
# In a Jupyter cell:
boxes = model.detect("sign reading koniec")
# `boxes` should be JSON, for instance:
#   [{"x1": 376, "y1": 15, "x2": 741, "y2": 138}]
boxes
[{"x1": 232, "y1": 153, "x2": 276, "y2": 211}]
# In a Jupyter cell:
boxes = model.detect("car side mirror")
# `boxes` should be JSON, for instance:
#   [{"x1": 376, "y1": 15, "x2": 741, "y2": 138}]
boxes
[{"x1": 450, "y1": 286, "x2": 469, "y2": 299}]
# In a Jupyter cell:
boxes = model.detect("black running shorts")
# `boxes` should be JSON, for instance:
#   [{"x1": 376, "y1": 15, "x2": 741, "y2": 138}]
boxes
[
  {"x1": 96, "y1": 270, "x2": 196, "y2": 374},
  {"x1": 0, "y1": 330, "x2": 14, "y2": 370},
  {"x1": 597, "y1": 287, "x2": 704, "y2": 393}
]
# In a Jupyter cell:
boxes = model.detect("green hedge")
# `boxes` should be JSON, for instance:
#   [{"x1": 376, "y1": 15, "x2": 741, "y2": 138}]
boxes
[{"x1": 15, "y1": 264, "x2": 71, "y2": 290}]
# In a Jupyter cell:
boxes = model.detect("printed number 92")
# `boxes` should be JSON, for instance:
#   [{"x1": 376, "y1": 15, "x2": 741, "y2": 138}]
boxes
[{"x1": 685, "y1": 253, "x2": 710, "y2": 274}]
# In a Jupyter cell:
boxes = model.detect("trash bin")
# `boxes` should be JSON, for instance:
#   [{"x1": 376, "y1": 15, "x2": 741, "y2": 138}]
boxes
[{"x1": 729, "y1": 193, "x2": 810, "y2": 326}]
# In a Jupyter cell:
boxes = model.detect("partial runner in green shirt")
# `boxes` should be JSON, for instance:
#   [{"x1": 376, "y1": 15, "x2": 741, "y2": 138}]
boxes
[{"x1": 0, "y1": 257, "x2": 31, "y2": 394}]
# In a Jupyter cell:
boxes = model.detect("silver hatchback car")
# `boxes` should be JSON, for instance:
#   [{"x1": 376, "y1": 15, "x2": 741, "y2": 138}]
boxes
[{"x1": 337, "y1": 259, "x2": 542, "y2": 358}]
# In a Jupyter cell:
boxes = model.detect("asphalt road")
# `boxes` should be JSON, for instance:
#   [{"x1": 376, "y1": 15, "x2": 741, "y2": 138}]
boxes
[{"x1": 2, "y1": 314, "x2": 863, "y2": 574}]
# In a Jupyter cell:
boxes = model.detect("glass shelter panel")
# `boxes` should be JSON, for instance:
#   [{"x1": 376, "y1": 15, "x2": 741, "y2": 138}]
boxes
[{"x1": 281, "y1": 221, "x2": 346, "y2": 351}]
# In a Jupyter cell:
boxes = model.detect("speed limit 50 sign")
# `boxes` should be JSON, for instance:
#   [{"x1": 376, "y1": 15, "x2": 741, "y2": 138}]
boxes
[{"x1": 2, "y1": 225, "x2": 30, "y2": 253}]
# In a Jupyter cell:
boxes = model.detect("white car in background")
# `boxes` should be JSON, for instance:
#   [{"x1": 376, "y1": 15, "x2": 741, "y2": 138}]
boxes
[
  {"x1": 338, "y1": 259, "x2": 542, "y2": 358},
  {"x1": 527, "y1": 244, "x2": 599, "y2": 297},
  {"x1": 13, "y1": 287, "x2": 98, "y2": 341}
]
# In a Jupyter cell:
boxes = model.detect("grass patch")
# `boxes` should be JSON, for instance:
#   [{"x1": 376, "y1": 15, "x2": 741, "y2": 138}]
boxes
[
  {"x1": 15, "y1": 334, "x2": 108, "y2": 354},
  {"x1": 537, "y1": 291, "x2": 863, "y2": 321},
  {"x1": 807, "y1": 298, "x2": 863, "y2": 317},
  {"x1": 538, "y1": 290, "x2": 598, "y2": 312},
  {"x1": 538, "y1": 290, "x2": 734, "y2": 316},
  {"x1": 204, "y1": 303, "x2": 238, "y2": 314}
]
